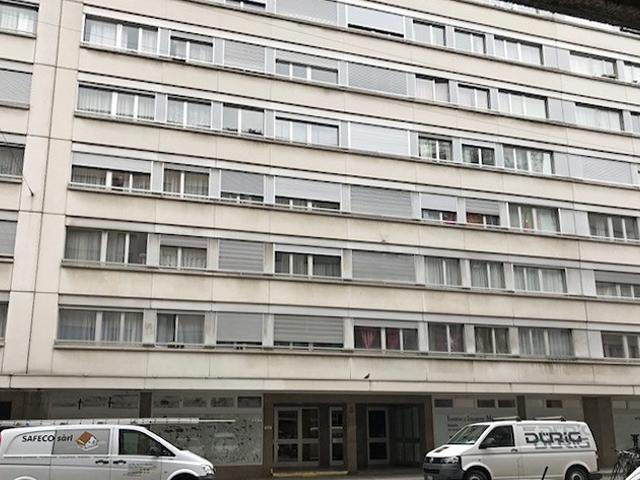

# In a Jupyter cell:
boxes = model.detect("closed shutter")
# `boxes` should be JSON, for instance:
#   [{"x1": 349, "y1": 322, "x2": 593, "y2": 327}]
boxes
[
  {"x1": 350, "y1": 123, "x2": 409, "y2": 157},
  {"x1": 160, "y1": 235, "x2": 207, "y2": 248},
  {"x1": 274, "y1": 315, "x2": 343, "y2": 345},
  {"x1": 224, "y1": 40, "x2": 265, "y2": 71},
  {"x1": 351, "y1": 186, "x2": 412, "y2": 218},
  {"x1": 594, "y1": 271, "x2": 640, "y2": 285},
  {"x1": 466, "y1": 198, "x2": 500, "y2": 215},
  {"x1": 276, "y1": 0, "x2": 338, "y2": 24},
  {"x1": 220, "y1": 171, "x2": 264, "y2": 196},
  {"x1": 275, "y1": 177, "x2": 341, "y2": 202},
  {"x1": 352, "y1": 251, "x2": 415, "y2": 283},
  {"x1": 347, "y1": 6, "x2": 405, "y2": 36},
  {"x1": 0, "y1": 70, "x2": 31, "y2": 105},
  {"x1": 348, "y1": 64, "x2": 407, "y2": 95},
  {"x1": 217, "y1": 313, "x2": 263, "y2": 343},
  {"x1": 0, "y1": 221, "x2": 17, "y2": 256},
  {"x1": 581, "y1": 157, "x2": 632, "y2": 184},
  {"x1": 420, "y1": 193, "x2": 457, "y2": 211},
  {"x1": 73, "y1": 152, "x2": 152, "y2": 173},
  {"x1": 218, "y1": 239, "x2": 264, "y2": 272},
  {"x1": 276, "y1": 51, "x2": 338, "y2": 70}
]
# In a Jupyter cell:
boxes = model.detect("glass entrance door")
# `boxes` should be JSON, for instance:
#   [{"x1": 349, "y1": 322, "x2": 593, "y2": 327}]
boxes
[
  {"x1": 330, "y1": 407, "x2": 344, "y2": 466},
  {"x1": 275, "y1": 408, "x2": 320, "y2": 466},
  {"x1": 367, "y1": 408, "x2": 389, "y2": 465}
]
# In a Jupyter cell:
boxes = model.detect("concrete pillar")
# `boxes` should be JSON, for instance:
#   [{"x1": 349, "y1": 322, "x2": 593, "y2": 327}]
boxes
[
  {"x1": 345, "y1": 401, "x2": 358, "y2": 474},
  {"x1": 583, "y1": 396, "x2": 617, "y2": 468},
  {"x1": 139, "y1": 392, "x2": 152, "y2": 417},
  {"x1": 22, "y1": 391, "x2": 48, "y2": 419},
  {"x1": 263, "y1": 395, "x2": 275, "y2": 476},
  {"x1": 423, "y1": 396, "x2": 435, "y2": 452},
  {"x1": 517, "y1": 396, "x2": 527, "y2": 420}
]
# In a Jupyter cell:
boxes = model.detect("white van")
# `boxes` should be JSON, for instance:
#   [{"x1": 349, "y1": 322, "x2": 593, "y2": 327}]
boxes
[
  {"x1": 0, "y1": 423, "x2": 215, "y2": 480},
  {"x1": 423, "y1": 419, "x2": 601, "y2": 480}
]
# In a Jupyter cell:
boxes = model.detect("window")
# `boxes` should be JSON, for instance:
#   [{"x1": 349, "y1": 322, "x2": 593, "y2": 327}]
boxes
[
  {"x1": 220, "y1": 171, "x2": 264, "y2": 204},
  {"x1": 428, "y1": 323, "x2": 464, "y2": 353},
  {"x1": 71, "y1": 166, "x2": 150, "y2": 192},
  {"x1": 498, "y1": 91, "x2": 547, "y2": 119},
  {"x1": 455, "y1": 29, "x2": 485, "y2": 54},
  {"x1": 0, "y1": 145, "x2": 23, "y2": 176},
  {"x1": 494, "y1": 37, "x2": 542, "y2": 65},
  {"x1": 416, "y1": 77, "x2": 449, "y2": 102},
  {"x1": 156, "y1": 313, "x2": 204, "y2": 345},
  {"x1": 0, "y1": 2, "x2": 37, "y2": 34},
  {"x1": 632, "y1": 113, "x2": 640, "y2": 134},
  {"x1": 589, "y1": 213, "x2": 639, "y2": 241},
  {"x1": 275, "y1": 251, "x2": 341, "y2": 278},
  {"x1": 458, "y1": 85, "x2": 489, "y2": 109},
  {"x1": 514, "y1": 266, "x2": 566, "y2": 293},
  {"x1": 170, "y1": 35, "x2": 213, "y2": 63},
  {"x1": 414, "y1": 21, "x2": 445, "y2": 46},
  {"x1": 160, "y1": 245, "x2": 207, "y2": 270},
  {"x1": 275, "y1": 60, "x2": 338, "y2": 84},
  {"x1": 625, "y1": 63, "x2": 640, "y2": 84},
  {"x1": 167, "y1": 98, "x2": 211, "y2": 129},
  {"x1": 64, "y1": 229, "x2": 102, "y2": 262},
  {"x1": 275, "y1": 117, "x2": 339, "y2": 147},
  {"x1": 545, "y1": 399, "x2": 563, "y2": 409},
  {"x1": 519, "y1": 328, "x2": 573, "y2": 358},
  {"x1": 419, "y1": 137, "x2": 452, "y2": 162},
  {"x1": 223, "y1": 105, "x2": 264, "y2": 135},
  {"x1": 226, "y1": 0, "x2": 266, "y2": 10},
  {"x1": 221, "y1": 192, "x2": 264, "y2": 203},
  {"x1": 475, "y1": 327, "x2": 510, "y2": 355},
  {"x1": 503, "y1": 146, "x2": 553, "y2": 174},
  {"x1": 470, "y1": 261, "x2": 505, "y2": 289},
  {"x1": 602, "y1": 332, "x2": 640, "y2": 359},
  {"x1": 425, "y1": 257, "x2": 461, "y2": 286},
  {"x1": 570, "y1": 52, "x2": 617, "y2": 78},
  {"x1": 84, "y1": 18, "x2": 158, "y2": 54},
  {"x1": 463, "y1": 145, "x2": 495, "y2": 166},
  {"x1": 57, "y1": 309, "x2": 143, "y2": 344},
  {"x1": 596, "y1": 281, "x2": 640, "y2": 299},
  {"x1": 423, "y1": 209, "x2": 457, "y2": 224},
  {"x1": 354, "y1": 325, "x2": 418, "y2": 351},
  {"x1": 434, "y1": 399, "x2": 453, "y2": 408},
  {"x1": 275, "y1": 197, "x2": 339, "y2": 211},
  {"x1": 0, "y1": 304, "x2": 7, "y2": 339},
  {"x1": 105, "y1": 231, "x2": 148, "y2": 265},
  {"x1": 119, "y1": 429, "x2": 169, "y2": 456},
  {"x1": 77, "y1": 87, "x2": 155, "y2": 121},
  {"x1": 482, "y1": 426, "x2": 514, "y2": 448},
  {"x1": 466, "y1": 211, "x2": 500, "y2": 227},
  {"x1": 509, "y1": 204, "x2": 559, "y2": 232},
  {"x1": 575, "y1": 104, "x2": 622, "y2": 131},
  {"x1": 163, "y1": 169, "x2": 209, "y2": 198},
  {"x1": 65, "y1": 229, "x2": 147, "y2": 265}
]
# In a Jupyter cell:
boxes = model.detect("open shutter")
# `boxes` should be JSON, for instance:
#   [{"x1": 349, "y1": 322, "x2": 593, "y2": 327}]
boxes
[
  {"x1": 352, "y1": 251, "x2": 415, "y2": 283},
  {"x1": 224, "y1": 40, "x2": 265, "y2": 71},
  {"x1": 275, "y1": 0, "x2": 338, "y2": 24},
  {"x1": 275, "y1": 177, "x2": 341, "y2": 203},
  {"x1": 220, "y1": 171, "x2": 264, "y2": 196},
  {"x1": 0, "y1": 221, "x2": 16, "y2": 256},
  {"x1": 465, "y1": 198, "x2": 500, "y2": 215},
  {"x1": 348, "y1": 64, "x2": 408, "y2": 95},
  {"x1": 350, "y1": 123, "x2": 409, "y2": 156},
  {"x1": 274, "y1": 315, "x2": 343, "y2": 345},
  {"x1": 0, "y1": 70, "x2": 31, "y2": 105},
  {"x1": 218, "y1": 240, "x2": 264, "y2": 272},
  {"x1": 347, "y1": 5, "x2": 405, "y2": 36},
  {"x1": 217, "y1": 313, "x2": 263, "y2": 343},
  {"x1": 581, "y1": 157, "x2": 632, "y2": 184},
  {"x1": 351, "y1": 186, "x2": 412, "y2": 218}
]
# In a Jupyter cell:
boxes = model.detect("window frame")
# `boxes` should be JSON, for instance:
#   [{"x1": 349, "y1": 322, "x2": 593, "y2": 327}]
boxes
[
  {"x1": 274, "y1": 196, "x2": 340, "y2": 211},
  {"x1": 509, "y1": 204, "x2": 559, "y2": 233},
  {"x1": 513, "y1": 265, "x2": 567, "y2": 294},
  {"x1": 466, "y1": 211, "x2": 500, "y2": 228},
  {"x1": 70, "y1": 165, "x2": 151, "y2": 192},
  {"x1": 222, "y1": 104, "x2": 265, "y2": 136},
  {"x1": 274, "y1": 117, "x2": 339, "y2": 147},
  {"x1": 494, "y1": 37, "x2": 542, "y2": 65},
  {"x1": 422, "y1": 209, "x2": 457, "y2": 224},
  {"x1": 77, "y1": 86, "x2": 156, "y2": 122},
  {"x1": 418, "y1": 136, "x2": 453, "y2": 162},
  {"x1": 462, "y1": 145, "x2": 496, "y2": 167},
  {"x1": 519, "y1": 327, "x2": 574, "y2": 358},
  {"x1": 57, "y1": 309, "x2": 143, "y2": 345},
  {"x1": 428, "y1": 323, "x2": 465, "y2": 353},
  {"x1": 159, "y1": 244, "x2": 208, "y2": 270},
  {"x1": 470, "y1": 260, "x2": 506, "y2": 290},
  {"x1": 498, "y1": 90, "x2": 547, "y2": 119},
  {"x1": 353, "y1": 325, "x2": 419, "y2": 352},
  {"x1": 475, "y1": 326, "x2": 510, "y2": 355},
  {"x1": 454, "y1": 28, "x2": 486, "y2": 54},
  {"x1": 570, "y1": 52, "x2": 617, "y2": 78},
  {"x1": 458, "y1": 85, "x2": 490, "y2": 109},
  {"x1": 155, "y1": 312, "x2": 205, "y2": 346},
  {"x1": 416, "y1": 76, "x2": 449, "y2": 102},
  {"x1": 588, "y1": 212, "x2": 639, "y2": 241},
  {"x1": 413, "y1": 21, "x2": 446, "y2": 47},
  {"x1": 275, "y1": 60, "x2": 338, "y2": 85},
  {"x1": 425, "y1": 256, "x2": 462, "y2": 287},
  {"x1": 83, "y1": 17, "x2": 159, "y2": 55},
  {"x1": 502, "y1": 145, "x2": 553, "y2": 174},
  {"x1": 596, "y1": 281, "x2": 640, "y2": 299},
  {"x1": 274, "y1": 250, "x2": 342, "y2": 278},
  {"x1": 167, "y1": 98, "x2": 212, "y2": 129},
  {"x1": 169, "y1": 35, "x2": 214, "y2": 63},
  {"x1": 162, "y1": 168, "x2": 210, "y2": 198},
  {"x1": 602, "y1": 332, "x2": 640, "y2": 359}
]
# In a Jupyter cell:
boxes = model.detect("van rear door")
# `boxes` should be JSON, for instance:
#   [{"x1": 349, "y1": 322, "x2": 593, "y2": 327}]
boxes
[
  {"x1": 110, "y1": 427, "x2": 162, "y2": 480},
  {"x1": 50, "y1": 427, "x2": 111, "y2": 480}
]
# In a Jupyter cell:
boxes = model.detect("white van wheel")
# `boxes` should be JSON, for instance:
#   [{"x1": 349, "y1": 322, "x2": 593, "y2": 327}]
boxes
[
  {"x1": 566, "y1": 466, "x2": 588, "y2": 480},
  {"x1": 465, "y1": 469, "x2": 490, "y2": 480}
]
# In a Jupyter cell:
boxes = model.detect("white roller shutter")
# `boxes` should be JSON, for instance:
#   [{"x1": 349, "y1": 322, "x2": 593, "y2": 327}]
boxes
[
  {"x1": 275, "y1": 177, "x2": 341, "y2": 202},
  {"x1": 347, "y1": 5, "x2": 405, "y2": 36},
  {"x1": 421, "y1": 193, "x2": 457, "y2": 211},
  {"x1": 0, "y1": 70, "x2": 31, "y2": 105},
  {"x1": 348, "y1": 64, "x2": 408, "y2": 96},
  {"x1": 276, "y1": 51, "x2": 338, "y2": 70},
  {"x1": 0, "y1": 221, "x2": 17, "y2": 256},
  {"x1": 352, "y1": 250, "x2": 415, "y2": 283},
  {"x1": 581, "y1": 157, "x2": 632, "y2": 184},
  {"x1": 351, "y1": 186, "x2": 412, "y2": 218},
  {"x1": 220, "y1": 171, "x2": 264, "y2": 196},
  {"x1": 217, "y1": 313, "x2": 263, "y2": 343},
  {"x1": 275, "y1": 0, "x2": 338, "y2": 25},
  {"x1": 218, "y1": 240, "x2": 264, "y2": 272},
  {"x1": 274, "y1": 315, "x2": 343, "y2": 345},
  {"x1": 595, "y1": 271, "x2": 640, "y2": 285},
  {"x1": 350, "y1": 123, "x2": 409, "y2": 157},
  {"x1": 72, "y1": 152, "x2": 152, "y2": 173},
  {"x1": 224, "y1": 40, "x2": 265, "y2": 71},
  {"x1": 466, "y1": 198, "x2": 500, "y2": 215}
]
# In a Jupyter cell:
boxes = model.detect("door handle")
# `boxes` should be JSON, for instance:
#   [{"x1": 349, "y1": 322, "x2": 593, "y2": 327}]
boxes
[
  {"x1": 511, "y1": 448, "x2": 518, "y2": 453},
  {"x1": 95, "y1": 459, "x2": 109, "y2": 464},
  {"x1": 113, "y1": 459, "x2": 127, "y2": 465}
]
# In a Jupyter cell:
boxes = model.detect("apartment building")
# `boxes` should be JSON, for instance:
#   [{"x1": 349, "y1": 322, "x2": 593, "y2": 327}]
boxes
[{"x1": 1, "y1": 0, "x2": 640, "y2": 476}]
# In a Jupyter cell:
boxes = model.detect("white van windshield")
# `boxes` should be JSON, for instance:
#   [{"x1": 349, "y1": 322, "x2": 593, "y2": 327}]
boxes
[{"x1": 448, "y1": 424, "x2": 490, "y2": 444}]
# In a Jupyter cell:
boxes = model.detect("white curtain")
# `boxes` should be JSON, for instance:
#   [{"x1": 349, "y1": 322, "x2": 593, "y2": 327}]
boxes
[
  {"x1": 116, "y1": 93, "x2": 135, "y2": 118},
  {"x1": 542, "y1": 269, "x2": 565, "y2": 293},
  {"x1": 167, "y1": 99, "x2": 184, "y2": 125},
  {"x1": 241, "y1": 109, "x2": 264, "y2": 135},
  {"x1": 416, "y1": 77, "x2": 434, "y2": 101},
  {"x1": 519, "y1": 328, "x2": 546, "y2": 356},
  {"x1": 65, "y1": 229, "x2": 101, "y2": 261},
  {"x1": 170, "y1": 38, "x2": 187, "y2": 59},
  {"x1": 84, "y1": 18, "x2": 117, "y2": 47},
  {"x1": 275, "y1": 119, "x2": 289, "y2": 140},
  {"x1": 489, "y1": 262, "x2": 505, "y2": 288},
  {"x1": 428, "y1": 324, "x2": 448, "y2": 352},
  {"x1": 163, "y1": 169, "x2": 181, "y2": 194},
  {"x1": 312, "y1": 255, "x2": 341, "y2": 277},
  {"x1": 475, "y1": 327, "x2": 493, "y2": 354},
  {"x1": 0, "y1": 4, "x2": 36, "y2": 33},
  {"x1": 184, "y1": 172, "x2": 209, "y2": 196},
  {"x1": 123, "y1": 313, "x2": 143, "y2": 343},
  {"x1": 137, "y1": 95, "x2": 155, "y2": 121},
  {"x1": 156, "y1": 314, "x2": 175, "y2": 343},
  {"x1": 190, "y1": 42, "x2": 213, "y2": 62},
  {"x1": 312, "y1": 124, "x2": 338, "y2": 146},
  {"x1": 58, "y1": 310, "x2": 96, "y2": 341},
  {"x1": 176, "y1": 315, "x2": 204, "y2": 344},
  {"x1": 160, "y1": 246, "x2": 179, "y2": 267},
  {"x1": 445, "y1": 258, "x2": 461, "y2": 285},
  {"x1": 494, "y1": 328, "x2": 510, "y2": 354},
  {"x1": 0, "y1": 146, "x2": 23, "y2": 176},
  {"x1": 186, "y1": 102, "x2": 211, "y2": 128},
  {"x1": 106, "y1": 232, "x2": 126, "y2": 263},
  {"x1": 537, "y1": 208, "x2": 558, "y2": 231},
  {"x1": 101, "y1": 312, "x2": 121, "y2": 342},
  {"x1": 425, "y1": 257, "x2": 444, "y2": 285},
  {"x1": 470, "y1": 261, "x2": 488, "y2": 288},
  {"x1": 140, "y1": 28, "x2": 158, "y2": 54},
  {"x1": 548, "y1": 329, "x2": 573, "y2": 357},
  {"x1": 78, "y1": 87, "x2": 112, "y2": 114},
  {"x1": 71, "y1": 166, "x2": 106, "y2": 186},
  {"x1": 182, "y1": 248, "x2": 207, "y2": 269}
]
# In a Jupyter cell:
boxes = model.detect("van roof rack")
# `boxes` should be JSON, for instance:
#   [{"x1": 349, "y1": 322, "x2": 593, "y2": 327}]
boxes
[
  {"x1": 533, "y1": 416, "x2": 567, "y2": 421},
  {"x1": 0, "y1": 417, "x2": 236, "y2": 428},
  {"x1": 492, "y1": 416, "x2": 522, "y2": 422}
]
